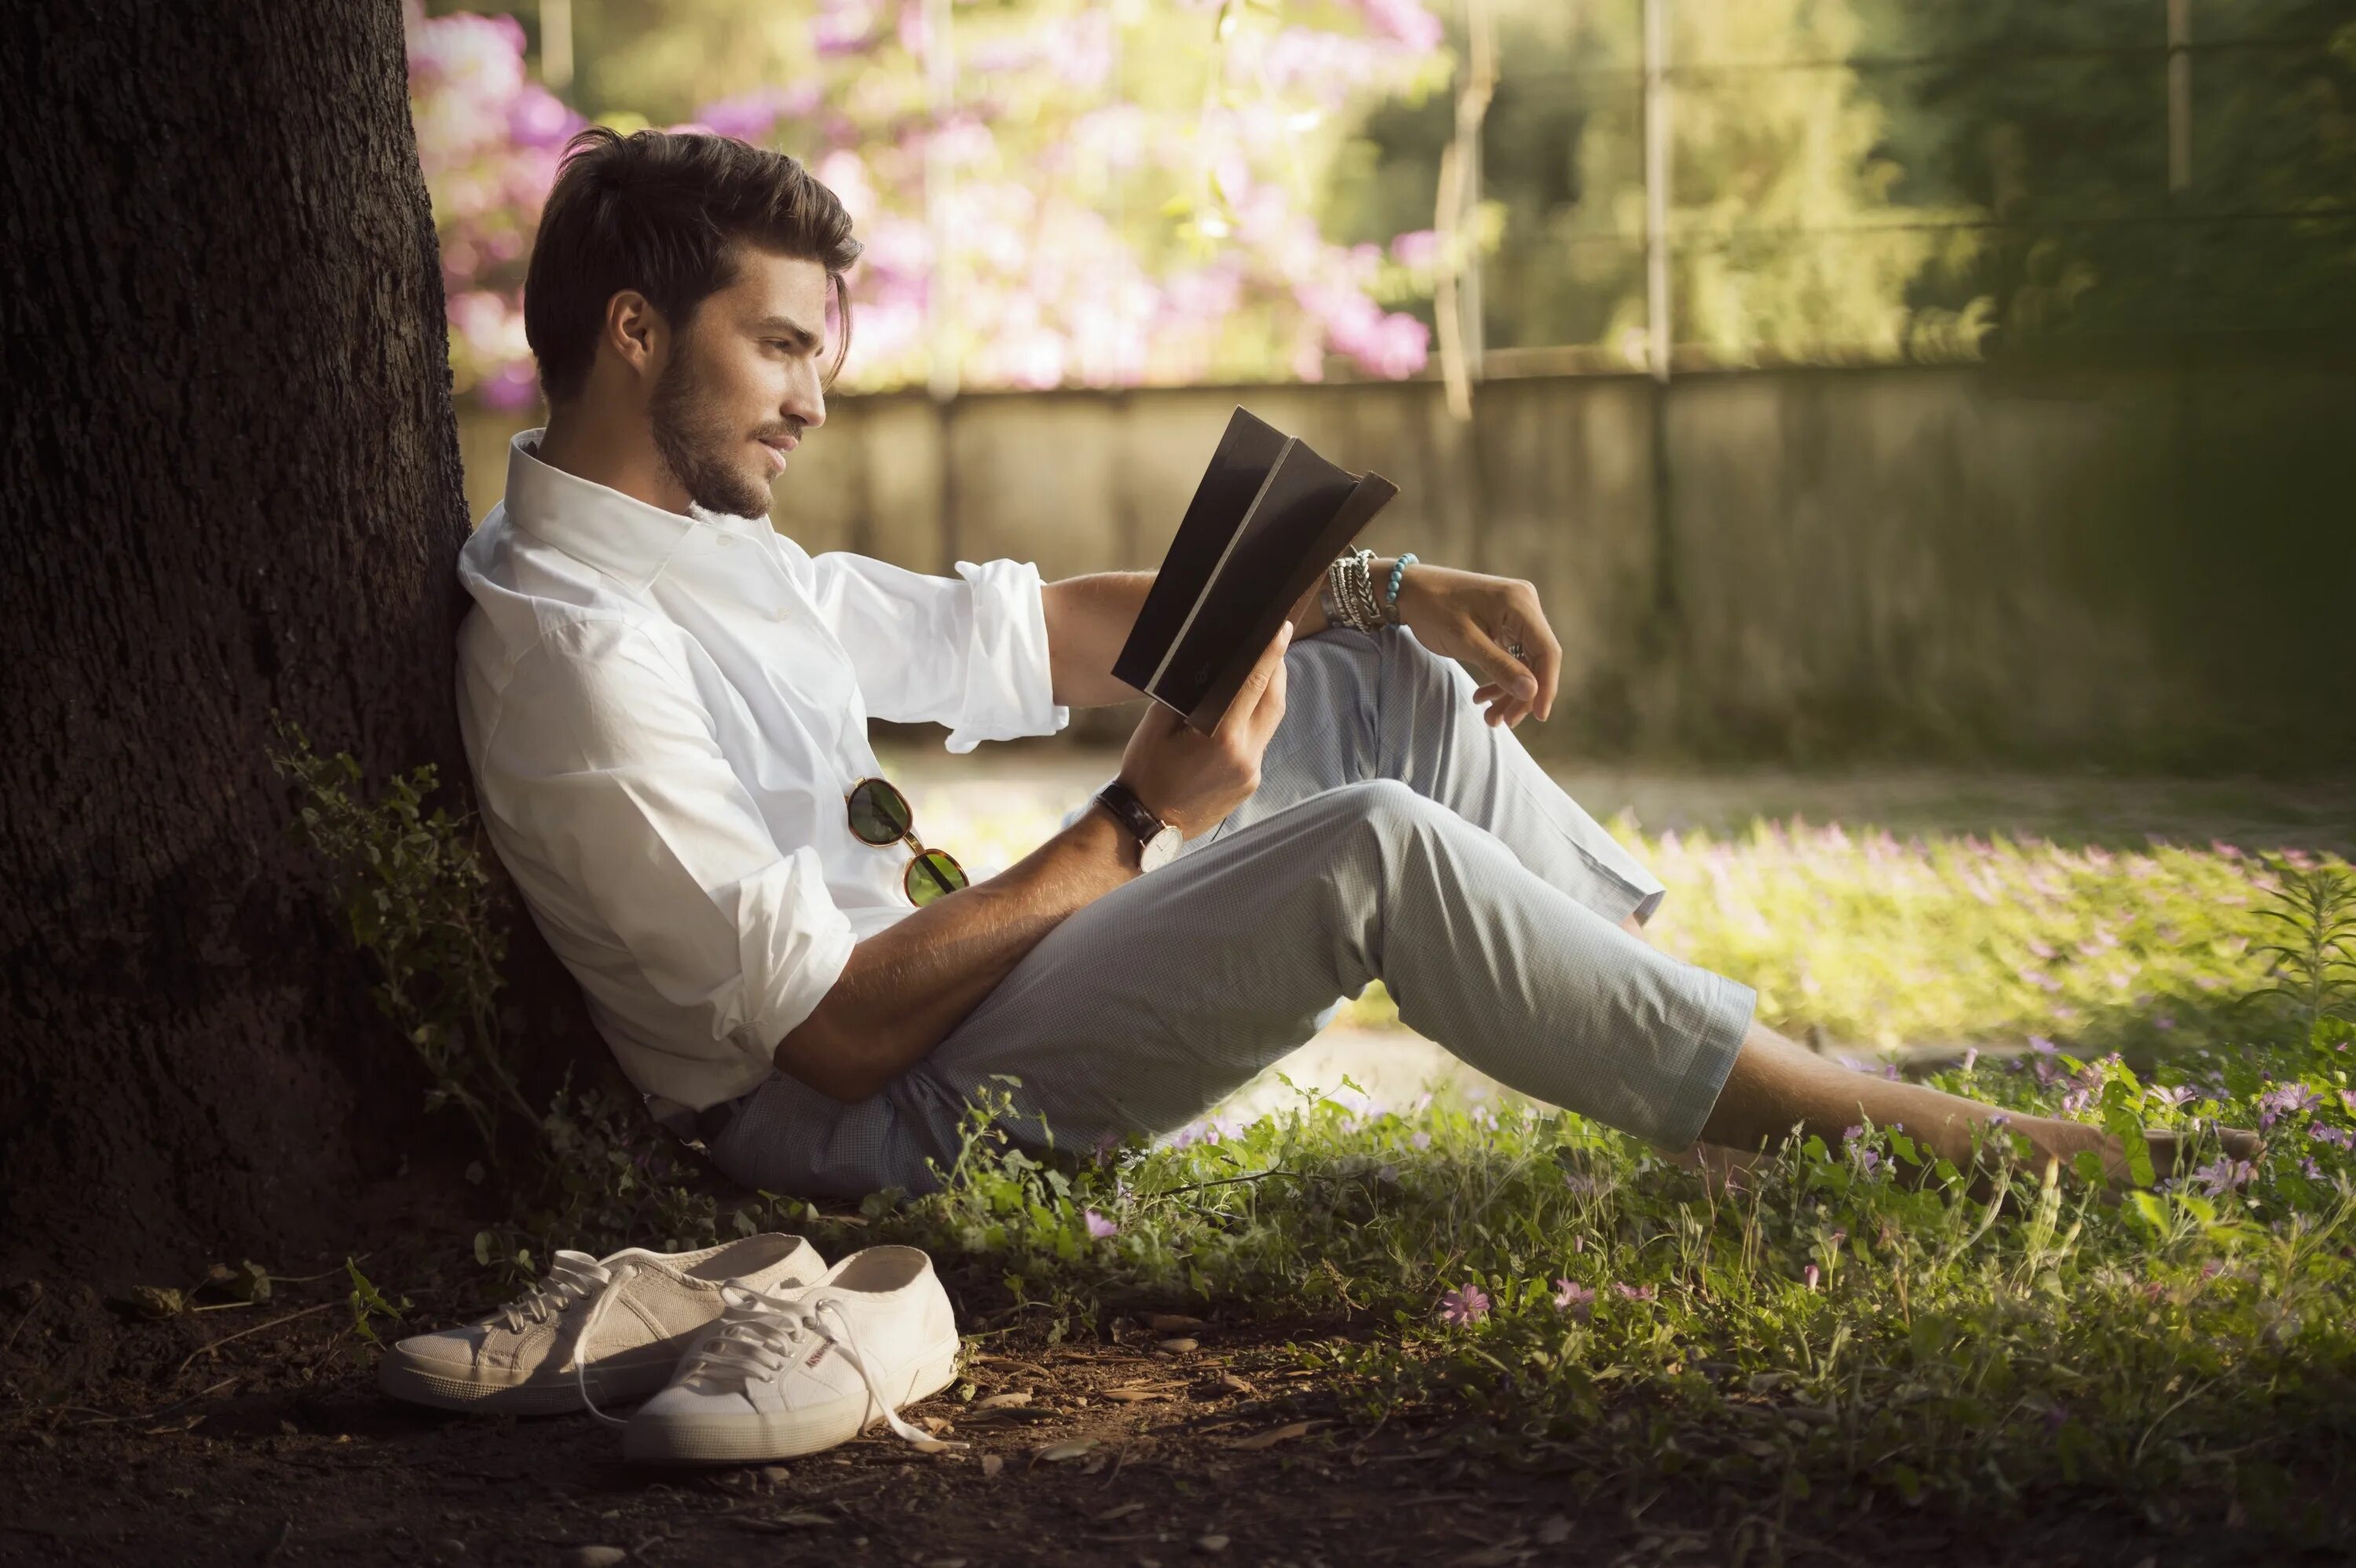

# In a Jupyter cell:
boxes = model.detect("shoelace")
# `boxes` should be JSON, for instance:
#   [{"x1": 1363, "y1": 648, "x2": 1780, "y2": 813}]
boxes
[
  {"x1": 480, "y1": 1249, "x2": 642, "y2": 1425},
  {"x1": 651, "y1": 1280, "x2": 960, "y2": 1449},
  {"x1": 494, "y1": 1249, "x2": 632, "y2": 1334}
]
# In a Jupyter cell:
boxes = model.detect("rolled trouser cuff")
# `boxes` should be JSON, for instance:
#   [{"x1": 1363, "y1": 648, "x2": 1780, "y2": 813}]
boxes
[{"x1": 1643, "y1": 968, "x2": 1756, "y2": 1152}]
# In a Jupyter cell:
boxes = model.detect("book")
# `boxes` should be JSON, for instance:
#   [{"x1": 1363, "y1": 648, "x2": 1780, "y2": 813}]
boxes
[{"x1": 1113, "y1": 406, "x2": 1399, "y2": 733}]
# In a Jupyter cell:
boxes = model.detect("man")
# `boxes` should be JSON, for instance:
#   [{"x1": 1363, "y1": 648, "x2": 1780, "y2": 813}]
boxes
[{"x1": 456, "y1": 128, "x2": 2253, "y2": 1201}]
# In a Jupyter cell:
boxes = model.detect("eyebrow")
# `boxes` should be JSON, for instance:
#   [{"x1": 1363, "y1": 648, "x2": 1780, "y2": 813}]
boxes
[{"x1": 751, "y1": 314, "x2": 823, "y2": 353}]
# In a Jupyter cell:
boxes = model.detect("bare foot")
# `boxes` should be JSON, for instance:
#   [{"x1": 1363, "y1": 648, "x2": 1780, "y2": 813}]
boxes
[
  {"x1": 1670, "y1": 1120, "x2": 2265, "y2": 1208},
  {"x1": 1984, "y1": 1117, "x2": 2264, "y2": 1205}
]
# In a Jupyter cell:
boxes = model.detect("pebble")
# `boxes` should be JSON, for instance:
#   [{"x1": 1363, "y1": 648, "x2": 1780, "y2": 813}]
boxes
[
  {"x1": 1158, "y1": 1338, "x2": 1200, "y2": 1354},
  {"x1": 570, "y1": 1549, "x2": 627, "y2": 1568},
  {"x1": 1195, "y1": 1533, "x2": 1231, "y2": 1554}
]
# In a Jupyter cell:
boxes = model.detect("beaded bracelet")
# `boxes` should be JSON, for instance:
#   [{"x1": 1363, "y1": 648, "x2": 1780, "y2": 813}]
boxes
[{"x1": 1382, "y1": 551, "x2": 1418, "y2": 626}]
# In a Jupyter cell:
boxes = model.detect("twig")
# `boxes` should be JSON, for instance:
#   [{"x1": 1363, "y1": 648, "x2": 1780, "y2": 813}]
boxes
[
  {"x1": 71, "y1": 1377, "x2": 239, "y2": 1427},
  {"x1": 2, "y1": 1296, "x2": 42, "y2": 1357},
  {"x1": 1141, "y1": 1168, "x2": 1296, "y2": 1201},
  {"x1": 176, "y1": 1302, "x2": 338, "y2": 1376}
]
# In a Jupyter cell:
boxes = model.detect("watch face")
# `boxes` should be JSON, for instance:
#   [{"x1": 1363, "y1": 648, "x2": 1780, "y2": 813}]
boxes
[{"x1": 1140, "y1": 826, "x2": 1183, "y2": 872}]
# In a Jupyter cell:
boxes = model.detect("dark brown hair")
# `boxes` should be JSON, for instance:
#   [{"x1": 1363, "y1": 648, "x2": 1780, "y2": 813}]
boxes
[{"x1": 524, "y1": 127, "x2": 862, "y2": 403}]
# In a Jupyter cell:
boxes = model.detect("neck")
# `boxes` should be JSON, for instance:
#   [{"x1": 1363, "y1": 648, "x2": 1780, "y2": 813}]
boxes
[{"x1": 534, "y1": 399, "x2": 691, "y2": 515}]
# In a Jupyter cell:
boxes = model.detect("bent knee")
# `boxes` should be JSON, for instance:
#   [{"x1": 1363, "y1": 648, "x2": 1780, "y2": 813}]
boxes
[{"x1": 1326, "y1": 776, "x2": 1456, "y2": 842}]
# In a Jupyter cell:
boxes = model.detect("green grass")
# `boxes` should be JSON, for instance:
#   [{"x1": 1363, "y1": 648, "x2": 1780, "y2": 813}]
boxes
[
  {"x1": 703, "y1": 842, "x2": 2354, "y2": 1548},
  {"x1": 1342, "y1": 818, "x2": 2303, "y2": 1068},
  {"x1": 807, "y1": 1014, "x2": 2356, "y2": 1546},
  {"x1": 309, "y1": 735, "x2": 2350, "y2": 1548}
]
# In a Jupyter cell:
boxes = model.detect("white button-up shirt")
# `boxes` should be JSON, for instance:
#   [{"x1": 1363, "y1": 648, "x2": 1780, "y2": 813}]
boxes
[{"x1": 455, "y1": 430, "x2": 1069, "y2": 1113}]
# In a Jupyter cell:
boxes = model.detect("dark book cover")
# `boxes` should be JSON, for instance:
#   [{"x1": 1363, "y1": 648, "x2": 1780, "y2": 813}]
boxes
[{"x1": 1114, "y1": 407, "x2": 1399, "y2": 733}]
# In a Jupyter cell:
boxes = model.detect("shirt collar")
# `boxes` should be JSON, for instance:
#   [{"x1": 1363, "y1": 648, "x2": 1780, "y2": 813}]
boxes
[{"x1": 499, "y1": 426, "x2": 769, "y2": 594}]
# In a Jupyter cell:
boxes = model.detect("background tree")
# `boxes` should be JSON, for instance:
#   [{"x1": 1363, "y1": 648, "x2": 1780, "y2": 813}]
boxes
[{"x1": 0, "y1": 0, "x2": 588, "y2": 1283}]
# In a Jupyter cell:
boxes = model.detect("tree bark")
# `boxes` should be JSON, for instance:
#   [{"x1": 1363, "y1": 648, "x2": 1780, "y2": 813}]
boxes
[{"x1": 0, "y1": 0, "x2": 581, "y2": 1284}]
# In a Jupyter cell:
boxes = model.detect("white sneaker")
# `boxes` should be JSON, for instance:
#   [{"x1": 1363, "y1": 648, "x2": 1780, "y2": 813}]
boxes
[
  {"x1": 621, "y1": 1245, "x2": 964, "y2": 1464},
  {"x1": 377, "y1": 1234, "x2": 825, "y2": 1415}
]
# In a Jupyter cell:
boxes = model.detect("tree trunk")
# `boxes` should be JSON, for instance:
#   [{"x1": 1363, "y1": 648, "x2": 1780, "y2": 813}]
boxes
[{"x1": 0, "y1": 1, "x2": 584, "y2": 1285}]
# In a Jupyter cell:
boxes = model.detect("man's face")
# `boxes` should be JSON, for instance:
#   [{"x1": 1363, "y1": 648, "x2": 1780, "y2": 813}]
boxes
[{"x1": 647, "y1": 245, "x2": 832, "y2": 519}]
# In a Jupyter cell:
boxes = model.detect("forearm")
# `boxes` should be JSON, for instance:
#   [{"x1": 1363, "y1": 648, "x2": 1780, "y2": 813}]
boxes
[
  {"x1": 1041, "y1": 554, "x2": 1403, "y2": 705},
  {"x1": 1041, "y1": 570, "x2": 1154, "y2": 707},
  {"x1": 772, "y1": 805, "x2": 1140, "y2": 1101}
]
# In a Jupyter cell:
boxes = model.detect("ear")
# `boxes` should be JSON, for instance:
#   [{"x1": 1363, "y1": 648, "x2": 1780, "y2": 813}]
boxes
[{"x1": 602, "y1": 289, "x2": 668, "y2": 379}]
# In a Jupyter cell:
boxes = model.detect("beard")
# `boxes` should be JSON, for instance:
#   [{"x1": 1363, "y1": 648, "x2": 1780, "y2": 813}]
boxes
[{"x1": 648, "y1": 349, "x2": 781, "y2": 519}]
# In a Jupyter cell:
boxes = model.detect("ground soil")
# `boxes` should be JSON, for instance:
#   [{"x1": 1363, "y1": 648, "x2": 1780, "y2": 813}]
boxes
[{"x1": 2, "y1": 1219, "x2": 2333, "y2": 1568}]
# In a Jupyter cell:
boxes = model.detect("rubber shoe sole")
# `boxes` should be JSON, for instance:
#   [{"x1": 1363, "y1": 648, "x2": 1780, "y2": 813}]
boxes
[
  {"x1": 376, "y1": 1344, "x2": 685, "y2": 1415},
  {"x1": 620, "y1": 1340, "x2": 962, "y2": 1464}
]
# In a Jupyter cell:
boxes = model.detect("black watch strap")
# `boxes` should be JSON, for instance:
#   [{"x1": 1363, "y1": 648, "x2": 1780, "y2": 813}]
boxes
[{"x1": 1092, "y1": 779, "x2": 1169, "y2": 849}]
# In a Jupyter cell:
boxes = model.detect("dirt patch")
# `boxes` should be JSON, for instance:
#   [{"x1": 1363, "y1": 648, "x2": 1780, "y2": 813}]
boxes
[{"x1": 0, "y1": 1246, "x2": 2308, "y2": 1568}]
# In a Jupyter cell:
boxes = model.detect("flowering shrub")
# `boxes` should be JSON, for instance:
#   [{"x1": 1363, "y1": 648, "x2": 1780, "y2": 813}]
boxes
[{"x1": 406, "y1": 2, "x2": 1449, "y2": 408}]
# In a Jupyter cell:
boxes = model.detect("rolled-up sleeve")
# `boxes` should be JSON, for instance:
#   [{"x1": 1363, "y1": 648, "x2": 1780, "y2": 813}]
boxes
[
  {"x1": 804, "y1": 552, "x2": 1071, "y2": 753},
  {"x1": 477, "y1": 623, "x2": 857, "y2": 1080}
]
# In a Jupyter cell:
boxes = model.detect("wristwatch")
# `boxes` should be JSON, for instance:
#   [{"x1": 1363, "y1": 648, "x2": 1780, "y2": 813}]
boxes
[{"x1": 1093, "y1": 779, "x2": 1183, "y2": 872}]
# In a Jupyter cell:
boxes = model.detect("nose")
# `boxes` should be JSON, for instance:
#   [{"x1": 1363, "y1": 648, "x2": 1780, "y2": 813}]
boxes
[{"x1": 785, "y1": 360, "x2": 826, "y2": 432}]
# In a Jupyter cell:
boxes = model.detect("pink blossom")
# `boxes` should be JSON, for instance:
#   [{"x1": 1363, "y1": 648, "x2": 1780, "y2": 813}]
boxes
[
  {"x1": 1551, "y1": 1279, "x2": 1595, "y2": 1318},
  {"x1": 1438, "y1": 1285, "x2": 1491, "y2": 1326},
  {"x1": 1613, "y1": 1282, "x2": 1656, "y2": 1302},
  {"x1": 1803, "y1": 1263, "x2": 1820, "y2": 1291},
  {"x1": 1961, "y1": 1047, "x2": 1979, "y2": 1073},
  {"x1": 1084, "y1": 1209, "x2": 1118, "y2": 1240},
  {"x1": 1388, "y1": 228, "x2": 1441, "y2": 269}
]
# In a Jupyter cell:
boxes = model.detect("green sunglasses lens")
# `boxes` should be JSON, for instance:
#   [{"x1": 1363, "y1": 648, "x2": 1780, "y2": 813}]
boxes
[
  {"x1": 847, "y1": 778, "x2": 913, "y2": 845},
  {"x1": 905, "y1": 850, "x2": 968, "y2": 907}
]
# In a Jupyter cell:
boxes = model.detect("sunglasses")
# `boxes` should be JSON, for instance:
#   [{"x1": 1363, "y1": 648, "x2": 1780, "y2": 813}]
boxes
[{"x1": 845, "y1": 776, "x2": 969, "y2": 907}]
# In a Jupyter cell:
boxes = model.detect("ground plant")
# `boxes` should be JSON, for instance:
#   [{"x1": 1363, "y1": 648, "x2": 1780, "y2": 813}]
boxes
[{"x1": 279, "y1": 739, "x2": 2356, "y2": 1548}]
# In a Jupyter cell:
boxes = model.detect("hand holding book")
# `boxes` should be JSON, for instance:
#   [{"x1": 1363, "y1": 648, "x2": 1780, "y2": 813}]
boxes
[{"x1": 1113, "y1": 407, "x2": 1396, "y2": 734}]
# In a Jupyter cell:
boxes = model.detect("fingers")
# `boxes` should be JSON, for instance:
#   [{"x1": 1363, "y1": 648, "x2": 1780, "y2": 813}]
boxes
[
  {"x1": 1461, "y1": 623, "x2": 1538, "y2": 726},
  {"x1": 1219, "y1": 619, "x2": 1292, "y2": 743}
]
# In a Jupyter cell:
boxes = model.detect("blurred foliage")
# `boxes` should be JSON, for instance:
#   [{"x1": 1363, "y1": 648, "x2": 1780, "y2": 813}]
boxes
[
  {"x1": 1892, "y1": 0, "x2": 2356, "y2": 350},
  {"x1": 412, "y1": 0, "x2": 2356, "y2": 405},
  {"x1": 412, "y1": 0, "x2": 1449, "y2": 403}
]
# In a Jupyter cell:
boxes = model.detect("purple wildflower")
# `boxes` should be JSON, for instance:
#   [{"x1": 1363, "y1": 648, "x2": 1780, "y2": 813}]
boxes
[
  {"x1": 1803, "y1": 1263, "x2": 1820, "y2": 1292},
  {"x1": 1613, "y1": 1282, "x2": 1656, "y2": 1302},
  {"x1": 2152, "y1": 1085, "x2": 2198, "y2": 1109},
  {"x1": 2255, "y1": 1084, "x2": 2321, "y2": 1130},
  {"x1": 1438, "y1": 1285, "x2": 1491, "y2": 1326},
  {"x1": 1962, "y1": 1047, "x2": 1979, "y2": 1073},
  {"x1": 1084, "y1": 1209, "x2": 1118, "y2": 1240},
  {"x1": 2308, "y1": 1123, "x2": 2353, "y2": 1150},
  {"x1": 2301, "y1": 1157, "x2": 2325, "y2": 1179},
  {"x1": 1842, "y1": 1124, "x2": 1864, "y2": 1144},
  {"x1": 1410, "y1": 1131, "x2": 1432, "y2": 1151},
  {"x1": 2188, "y1": 1157, "x2": 2256, "y2": 1197},
  {"x1": 1552, "y1": 1280, "x2": 1595, "y2": 1318},
  {"x1": 2043, "y1": 1404, "x2": 2070, "y2": 1433}
]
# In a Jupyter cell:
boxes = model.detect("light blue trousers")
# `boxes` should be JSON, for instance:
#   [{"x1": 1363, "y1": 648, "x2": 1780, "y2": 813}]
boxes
[{"x1": 708, "y1": 626, "x2": 1756, "y2": 1197}]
